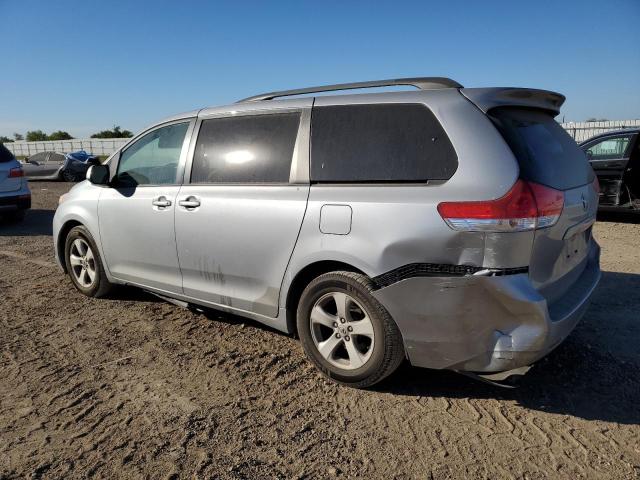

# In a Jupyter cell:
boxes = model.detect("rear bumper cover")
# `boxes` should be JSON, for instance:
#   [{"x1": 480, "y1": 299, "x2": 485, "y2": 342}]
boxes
[
  {"x1": 373, "y1": 241, "x2": 601, "y2": 372},
  {"x1": 0, "y1": 192, "x2": 31, "y2": 211}
]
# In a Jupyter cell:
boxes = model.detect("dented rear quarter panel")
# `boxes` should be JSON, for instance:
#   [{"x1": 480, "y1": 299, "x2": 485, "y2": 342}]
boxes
[{"x1": 280, "y1": 89, "x2": 533, "y2": 309}]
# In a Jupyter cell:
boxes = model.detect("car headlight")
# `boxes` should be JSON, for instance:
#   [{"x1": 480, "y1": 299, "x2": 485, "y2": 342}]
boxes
[{"x1": 58, "y1": 193, "x2": 68, "y2": 205}]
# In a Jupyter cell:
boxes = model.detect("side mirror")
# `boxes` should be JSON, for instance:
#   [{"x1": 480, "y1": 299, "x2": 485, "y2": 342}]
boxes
[
  {"x1": 87, "y1": 165, "x2": 110, "y2": 185},
  {"x1": 585, "y1": 151, "x2": 593, "y2": 160}
]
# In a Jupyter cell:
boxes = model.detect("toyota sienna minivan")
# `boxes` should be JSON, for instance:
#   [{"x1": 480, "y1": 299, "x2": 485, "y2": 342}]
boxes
[{"x1": 53, "y1": 77, "x2": 601, "y2": 387}]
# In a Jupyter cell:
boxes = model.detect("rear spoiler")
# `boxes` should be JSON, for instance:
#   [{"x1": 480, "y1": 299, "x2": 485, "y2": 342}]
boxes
[{"x1": 460, "y1": 88, "x2": 565, "y2": 116}]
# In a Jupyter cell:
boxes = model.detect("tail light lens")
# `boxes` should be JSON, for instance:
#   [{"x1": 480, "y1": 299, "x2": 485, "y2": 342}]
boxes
[
  {"x1": 528, "y1": 182, "x2": 565, "y2": 228},
  {"x1": 8, "y1": 167, "x2": 24, "y2": 178},
  {"x1": 437, "y1": 180, "x2": 564, "y2": 232}
]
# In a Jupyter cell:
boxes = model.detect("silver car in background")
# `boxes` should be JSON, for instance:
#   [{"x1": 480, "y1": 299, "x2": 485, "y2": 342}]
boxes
[
  {"x1": 21, "y1": 151, "x2": 67, "y2": 180},
  {"x1": 53, "y1": 77, "x2": 601, "y2": 387},
  {"x1": 22, "y1": 150, "x2": 99, "y2": 182}
]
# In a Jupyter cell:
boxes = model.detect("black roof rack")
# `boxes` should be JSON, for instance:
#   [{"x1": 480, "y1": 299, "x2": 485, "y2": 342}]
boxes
[{"x1": 237, "y1": 77, "x2": 463, "y2": 102}]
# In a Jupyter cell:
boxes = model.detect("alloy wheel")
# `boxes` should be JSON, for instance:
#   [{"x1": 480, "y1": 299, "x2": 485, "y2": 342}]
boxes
[
  {"x1": 69, "y1": 238, "x2": 96, "y2": 288},
  {"x1": 309, "y1": 291, "x2": 375, "y2": 370}
]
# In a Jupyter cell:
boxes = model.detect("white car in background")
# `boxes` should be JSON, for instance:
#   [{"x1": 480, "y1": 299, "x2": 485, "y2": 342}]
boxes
[{"x1": 0, "y1": 143, "x2": 31, "y2": 221}]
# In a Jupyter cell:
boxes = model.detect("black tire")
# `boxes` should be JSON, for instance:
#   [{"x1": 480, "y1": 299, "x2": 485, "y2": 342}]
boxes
[
  {"x1": 62, "y1": 169, "x2": 81, "y2": 182},
  {"x1": 64, "y1": 225, "x2": 113, "y2": 298},
  {"x1": 297, "y1": 271, "x2": 405, "y2": 388}
]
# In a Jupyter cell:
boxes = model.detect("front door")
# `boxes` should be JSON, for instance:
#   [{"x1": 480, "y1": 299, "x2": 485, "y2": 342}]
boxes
[
  {"x1": 585, "y1": 133, "x2": 634, "y2": 205},
  {"x1": 622, "y1": 133, "x2": 640, "y2": 206},
  {"x1": 98, "y1": 120, "x2": 193, "y2": 293},
  {"x1": 175, "y1": 109, "x2": 309, "y2": 317}
]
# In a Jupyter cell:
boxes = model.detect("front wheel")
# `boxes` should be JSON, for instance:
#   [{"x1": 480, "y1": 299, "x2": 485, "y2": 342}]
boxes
[
  {"x1": 296, "y1": 271, "x2": 405, "y2": 388},
  {"x1": 64, "y1": 225, "x2": 113, "y2": 297}
]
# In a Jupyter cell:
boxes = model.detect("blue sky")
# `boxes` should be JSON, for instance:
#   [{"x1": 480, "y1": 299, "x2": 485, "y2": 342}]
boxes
[{"x1": 1, "y1": 0, "x2": 639, "y2": 138}]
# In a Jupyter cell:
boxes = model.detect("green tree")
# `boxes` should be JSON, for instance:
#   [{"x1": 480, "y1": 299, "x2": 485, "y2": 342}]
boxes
[
  {"x1": 0, "y1": 136, "x2": 14, "y2": 143},
  {"x1": 90, "y1": 125, "x2": 133, "y2": 139},
  {"x1": 26, "y1": 130, "x2": 48, "y2": 141},
  {"x1": 48, "y1": 130, "x2": 74, "y2": 140},
  {"x1": 13, "y1": 133, "x2": 23, "y2": 141}
]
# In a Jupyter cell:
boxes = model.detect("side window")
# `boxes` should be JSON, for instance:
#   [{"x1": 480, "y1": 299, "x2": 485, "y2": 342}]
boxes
[
  {"x1": 310, "y1": 104, "x2": 458, "y2": 182},
  {"x1": 191, "y1": 113, "x2": 300, "y2": 184},
  {"x1": 29, "y1": 152, "x2": 49, "y2": 164},
  {"x1": 586, "y1": 135, "x2": 632, "y2": 161},
  {"x1": 50, "y1": 152, "x2": 66, "y2": 164},
  {"x1": 116, "y1": 122, "x2": 189, "y2": 186}
]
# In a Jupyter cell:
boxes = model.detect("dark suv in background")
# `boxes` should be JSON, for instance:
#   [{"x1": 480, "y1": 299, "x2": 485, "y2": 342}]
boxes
[{"x1": 581, "y1": 128, "x2": 640, "y2": 211}]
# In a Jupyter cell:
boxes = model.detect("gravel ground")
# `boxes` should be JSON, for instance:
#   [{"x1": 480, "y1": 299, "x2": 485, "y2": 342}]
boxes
[{"x1": 1, "y1": 182, "x2": 639, "y2": 479}]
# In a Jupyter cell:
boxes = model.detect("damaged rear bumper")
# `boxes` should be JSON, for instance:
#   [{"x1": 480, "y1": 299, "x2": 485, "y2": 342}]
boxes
[{"x1": 372, "y1": 242, "x2": 601, "y2": 373}]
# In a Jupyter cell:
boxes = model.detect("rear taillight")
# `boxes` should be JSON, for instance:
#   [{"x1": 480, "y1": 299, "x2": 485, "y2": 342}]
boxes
[
  {"x1": 592, "y1": 176, "x2": 600, "y2": 194},
  {"x1": 528, "y1": 182, "x2": 564, "y2": 228},
  {"x1": 437, "y1": 180, "x2": 564, "y2": 232},
  {"x1": 8, "y1": 167, "x2": 24, "y2": 178}
]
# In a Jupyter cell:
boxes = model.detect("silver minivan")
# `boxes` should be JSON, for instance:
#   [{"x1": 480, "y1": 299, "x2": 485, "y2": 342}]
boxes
[{"x1": 53, "y1": 78, "x2": 601, "y2": 387}]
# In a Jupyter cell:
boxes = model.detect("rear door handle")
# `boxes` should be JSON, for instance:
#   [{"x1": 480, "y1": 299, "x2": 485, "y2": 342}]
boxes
[
  {"x1": 152, "y1": 196, "x2": 172, "y2": 208},
  {"x1": 179, "y1": 196, "x2": 201, "y2": 209}
]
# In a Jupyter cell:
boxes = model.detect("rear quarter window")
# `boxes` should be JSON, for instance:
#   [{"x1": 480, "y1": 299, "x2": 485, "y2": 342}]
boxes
[
  {"x1": 489, "y1": 107, "x2": 594, "y2": 190},
  {"x1": 310, "y1": 104, "x2": 458, "y2": 183}
]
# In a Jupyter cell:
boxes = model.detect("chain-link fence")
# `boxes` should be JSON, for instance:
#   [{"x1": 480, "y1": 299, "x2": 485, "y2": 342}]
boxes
[
  {"x1": 560, "y1": 120, "x2": 640, "y2": 143},
  {"x1": 4, "y1": 138, "x2": 130, "y2": 157}
]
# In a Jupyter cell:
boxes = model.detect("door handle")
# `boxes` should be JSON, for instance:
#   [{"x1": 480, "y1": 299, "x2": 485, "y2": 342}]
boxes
[
  {"x1": 152, "y1": 196, "x2": 172, "y2": 208},
  {"x1": 179, "y1": 196, "x2": 201, "y2": 209}
]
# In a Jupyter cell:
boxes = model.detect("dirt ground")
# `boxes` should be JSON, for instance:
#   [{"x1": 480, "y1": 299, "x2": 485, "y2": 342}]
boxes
[{"x1": 1, "y1": 182, "x2": 639, "y2": 480}]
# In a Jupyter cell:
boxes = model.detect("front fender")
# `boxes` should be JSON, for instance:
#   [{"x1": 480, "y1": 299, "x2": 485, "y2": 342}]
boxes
[{"x1": 53, "y1": 185, "x2": 113, "y2": 280}]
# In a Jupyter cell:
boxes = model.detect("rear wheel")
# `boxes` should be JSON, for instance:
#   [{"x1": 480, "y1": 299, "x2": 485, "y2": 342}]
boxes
[
  {"x1": 62, "y1": 169, "x2": 82, "y2": 182},
  {"x1": 297, "y1": 271, "x2": 404, "y2": 388},
  {"x1": 64, "y1": 225, "x2": 113, "y2": 297}
]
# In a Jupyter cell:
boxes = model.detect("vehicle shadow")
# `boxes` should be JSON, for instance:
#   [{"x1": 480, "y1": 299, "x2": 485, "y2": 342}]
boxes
[
  {"x1": 104, "y1": 286, "x2": 165, "y2": 303},
  {"x1": 48, "y1": 250, "x2": 640, "y2": 425},
  {"x1": 597, "y1": 209, "x2": 640, "y2": 224},
  {"x1": 0, "y1": 209, "x2": 54, "y2": 236},
  {"x1": 110, "y1": 271, "x2": 640, "y2": 425},
  {"x1": 376, "y1": 271, "x2": 640, "y2": 425}
]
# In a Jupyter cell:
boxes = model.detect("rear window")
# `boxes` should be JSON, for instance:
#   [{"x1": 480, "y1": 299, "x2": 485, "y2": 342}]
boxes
[
  {"x1": 489, "y1": 107, "x2": 594, "y2": 190},
  {"x1": 0, "y1": 143, "x2": 15, "y2": 163},
  {"x1": 310, "y1": 104, "x2": 458, "y2": 183}
]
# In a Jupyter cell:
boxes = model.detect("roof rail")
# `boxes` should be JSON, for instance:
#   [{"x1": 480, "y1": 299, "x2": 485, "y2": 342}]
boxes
[{"x1": 237, "y1": 77, "x2": 463, "y2": 102}]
